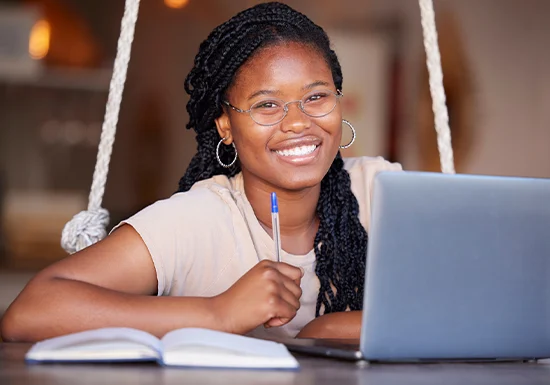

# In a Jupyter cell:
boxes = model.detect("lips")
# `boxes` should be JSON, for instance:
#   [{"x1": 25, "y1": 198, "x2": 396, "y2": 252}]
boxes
[{"x1": 270, "y1": 136, "x2": 322, "y2": 165}]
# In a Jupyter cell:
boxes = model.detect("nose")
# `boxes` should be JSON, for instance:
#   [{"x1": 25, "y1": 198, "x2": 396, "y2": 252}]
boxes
[{"x1": 280, "y1": 101, "x2": 310, "y2": 133}]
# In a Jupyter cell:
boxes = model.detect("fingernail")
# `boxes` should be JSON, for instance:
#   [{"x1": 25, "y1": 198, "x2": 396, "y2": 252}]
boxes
[{"x1": 300, "y1": 267, "x2": 305, "y2": 276}]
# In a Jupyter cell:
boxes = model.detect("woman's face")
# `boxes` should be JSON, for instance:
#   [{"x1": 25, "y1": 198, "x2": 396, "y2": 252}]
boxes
[{"x1": 217, "y1": 42, "x2": 342, "y2": 192}]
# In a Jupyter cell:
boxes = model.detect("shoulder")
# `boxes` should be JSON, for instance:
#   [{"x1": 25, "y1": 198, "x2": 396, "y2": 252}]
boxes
[
  {"x1": 121, "y1": 174, "x2": 238, "y2": 231},
  {"x1": 177, "y1": 175, "x2": 235, "y2": 213},
  {"x1": 343, "y1": 156, "x2": 402, "y2": 176},
  {"x1": 342, "y1": 156, "x2": 402, "y2": 231},
  {"x1": 343, "y1": 156, "x2": 402, "y2": 191}
]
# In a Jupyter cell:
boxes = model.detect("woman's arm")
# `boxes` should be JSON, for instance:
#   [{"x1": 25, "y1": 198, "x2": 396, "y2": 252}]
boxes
[
  {"x1": 296, "y1": 311, "x2": 362, "y2": 339},
  {"x1": 0, "y1": 225, "x2": 303, "y2": 342},
  {"x1": 0, "y1": 226, "x2": 219, "y2": 342}
]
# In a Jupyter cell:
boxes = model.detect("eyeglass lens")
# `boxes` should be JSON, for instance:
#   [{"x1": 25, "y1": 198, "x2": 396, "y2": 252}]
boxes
[{"x1": 249, "y1": 90, "x2": 339, "y2": 125}]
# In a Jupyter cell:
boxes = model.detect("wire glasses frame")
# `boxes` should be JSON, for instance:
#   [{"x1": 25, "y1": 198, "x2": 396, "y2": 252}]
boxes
[{"x1": 223, "y1": 89, "x2": 343, "y2": 126}]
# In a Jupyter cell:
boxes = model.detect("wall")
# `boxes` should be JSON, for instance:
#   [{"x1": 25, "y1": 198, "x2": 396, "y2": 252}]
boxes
[
  {"x1": 369, "y1": 0, "x2": 550, "y2": 177},
  {"x1": 449, "y1": 0, "x2": 550, "y2": 177}
]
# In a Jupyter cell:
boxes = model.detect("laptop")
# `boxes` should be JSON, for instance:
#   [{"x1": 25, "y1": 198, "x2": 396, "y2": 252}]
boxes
[{"x1": 283, "y1": 171, "x2": 550, "y2": 362}]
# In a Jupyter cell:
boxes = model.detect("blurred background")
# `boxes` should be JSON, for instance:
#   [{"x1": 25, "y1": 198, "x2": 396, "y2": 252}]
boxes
[{"x1": 1, "y1": 0, "x2": 549, "y2": 314}]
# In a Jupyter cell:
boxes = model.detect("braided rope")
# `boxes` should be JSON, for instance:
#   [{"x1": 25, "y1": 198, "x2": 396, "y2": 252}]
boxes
[
  {"x1": 418, "y1": 0, "x2": 456, "y2": 174},
  {"x1": 61, "y1": 0, "x2": 141, "y2": 254}
]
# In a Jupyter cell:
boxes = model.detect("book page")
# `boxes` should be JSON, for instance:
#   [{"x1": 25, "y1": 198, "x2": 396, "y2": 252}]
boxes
[
  {"x1": 26, "y1": 327, "x2": 162, "y2": 362},
  {"x1": 161, "y1": 328, "x2": 292, "y2": 357}
]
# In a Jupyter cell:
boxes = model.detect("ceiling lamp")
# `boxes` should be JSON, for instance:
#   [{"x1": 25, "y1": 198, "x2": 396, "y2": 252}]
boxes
[
  {"x1": 164, "y1": 0, "x2": 189, "y2": 9},
  {"x1": 29, "y1": 19, "x2": 51, "y2": 60}
]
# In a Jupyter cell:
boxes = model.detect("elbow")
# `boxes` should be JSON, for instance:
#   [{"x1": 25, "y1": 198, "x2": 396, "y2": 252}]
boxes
[
  {"x1": 0, "y1": 278, "x2": 51, "y2": 342},
  {"x1": 1, "y1": 308, "x2": 22, "y2": 342},
  {"x1": 0, "y1": 303, "x2": 32, "y2": 342},
  {"x1": 1, "y1": 300, "x2": 50, "y2": 343}
]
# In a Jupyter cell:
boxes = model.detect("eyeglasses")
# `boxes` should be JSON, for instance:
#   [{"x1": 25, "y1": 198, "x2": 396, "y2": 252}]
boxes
[{"x1": 223, "y1": 89, "x2": 343, "y2": 126}]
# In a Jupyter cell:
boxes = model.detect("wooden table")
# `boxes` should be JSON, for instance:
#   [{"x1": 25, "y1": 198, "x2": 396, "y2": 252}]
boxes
[{"x1": 4, "y1": 343, "x2": 550, "y2": 384}]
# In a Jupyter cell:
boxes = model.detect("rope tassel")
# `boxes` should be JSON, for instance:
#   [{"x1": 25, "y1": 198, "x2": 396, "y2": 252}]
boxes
[
  {"x1": 61, "y1": 209, "x2": 110, "y2": 253},
  {"x1": 61, "y1": 0, "x2": 141, "y2": 254}
]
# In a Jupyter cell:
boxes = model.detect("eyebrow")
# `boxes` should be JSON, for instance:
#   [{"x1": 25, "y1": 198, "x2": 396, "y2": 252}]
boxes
[
  {"x1": 302, "y1": 80, "x2": 331, "y2": 91},
  {"x1": 247, "y1": 89, "x2": 281, "y2": 101},
  {"x1": 246, "y1": 81, "x2": 332, "y2": 101}
]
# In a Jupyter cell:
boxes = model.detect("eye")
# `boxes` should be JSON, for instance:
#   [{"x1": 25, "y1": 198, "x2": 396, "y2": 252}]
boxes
[
  {"x1": 305, "y1": 92, "x2": 329, "y2": 103},
  {"x1": 252, "y1": 100, "x2": 281, "y2": 109}
]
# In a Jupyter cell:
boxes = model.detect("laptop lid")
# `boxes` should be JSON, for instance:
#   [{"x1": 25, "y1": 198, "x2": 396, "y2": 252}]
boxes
[{"x1": 361, "y1": 171, "x2": 550, "y2": 361}]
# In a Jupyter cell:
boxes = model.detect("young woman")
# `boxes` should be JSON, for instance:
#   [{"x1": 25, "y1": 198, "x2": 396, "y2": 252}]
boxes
[{"x1": 1, "y1": 2, "x2": 401, "y2": 342}]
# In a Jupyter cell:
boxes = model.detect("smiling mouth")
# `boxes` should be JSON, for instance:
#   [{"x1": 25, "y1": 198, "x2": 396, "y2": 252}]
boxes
[{"x1": 274, "y1": 144, "x2": 318, "y2": 157}]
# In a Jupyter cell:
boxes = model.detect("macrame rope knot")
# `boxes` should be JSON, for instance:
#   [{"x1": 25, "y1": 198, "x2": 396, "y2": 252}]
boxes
[{"x1": 61, "y1": 208, "x2": 110, "y2": 254}]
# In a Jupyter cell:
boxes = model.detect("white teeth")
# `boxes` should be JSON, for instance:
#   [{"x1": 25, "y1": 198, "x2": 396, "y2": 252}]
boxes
[{"x1": 276, "y1": 145, "x2": 317, "y2": 157}]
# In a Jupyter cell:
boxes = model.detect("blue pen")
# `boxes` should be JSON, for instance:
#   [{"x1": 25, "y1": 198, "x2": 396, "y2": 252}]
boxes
[{"x1": 271, "y1": 192, "x2": 282, "y2": 262}]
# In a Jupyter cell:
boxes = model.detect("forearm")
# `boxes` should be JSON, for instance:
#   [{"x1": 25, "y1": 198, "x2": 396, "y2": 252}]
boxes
[
  {"x1": 0, "y1": 277, "x2": 220, "y2": 342},
  {"x1": 296, "y1": 311, "x2": 362, "y2": 339}
]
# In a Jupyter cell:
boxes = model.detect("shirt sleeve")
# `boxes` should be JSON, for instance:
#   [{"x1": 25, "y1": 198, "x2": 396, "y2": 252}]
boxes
[{"x1": 110, "y1": 187, "x2": 236, "y2": 296}]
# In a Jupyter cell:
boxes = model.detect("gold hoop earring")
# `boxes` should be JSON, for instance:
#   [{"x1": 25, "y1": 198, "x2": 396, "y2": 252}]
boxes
[
  {"x1": 339, "y1": 119, "x2": 356, "y2": 149},
  {"x1": 216, "y1": 137, "x2": 238, "y2": 168}
]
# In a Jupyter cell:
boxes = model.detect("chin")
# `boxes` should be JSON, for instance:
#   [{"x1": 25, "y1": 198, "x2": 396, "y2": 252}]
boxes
[
  {"x1": 275, "y1": 171, "x2": 326, "y2": 192},
  {"x1": 268, "y1": 146, "x2": 337, "y2": 191}
]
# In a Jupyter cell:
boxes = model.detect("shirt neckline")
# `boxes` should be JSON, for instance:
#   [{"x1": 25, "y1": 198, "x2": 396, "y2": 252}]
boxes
[{"x1": 230, "y1": 173, "x2": 316, "y2": 265}]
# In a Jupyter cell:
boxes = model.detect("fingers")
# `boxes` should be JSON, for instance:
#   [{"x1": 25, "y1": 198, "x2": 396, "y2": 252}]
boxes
[
  {"x1": 263, "y1": 273, "x2": 302, "y2": 329},
  {"x1": 259, "y1": 263, "x2": 302, "y2": 307},
  {"x1": 254, "y1": 261, "x2": 304, "y2": 329},
  {"x1": 264, "y1": 295, "x2": 298, "y2": 328},
  {"x1": 273, "y1": 262, "x2": 304, "y2": 283},
  {"x1": 279, "y1": 273, "x2": 302, "y2": 304},
  {"x1": 278, "y1": 281, "x2": 301, "y2": 310}
]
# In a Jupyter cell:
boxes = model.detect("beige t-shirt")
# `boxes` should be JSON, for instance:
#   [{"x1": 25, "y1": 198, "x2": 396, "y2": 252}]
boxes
[{"x1": 118, "y1": 156, "x2": 402, "y2": 339}]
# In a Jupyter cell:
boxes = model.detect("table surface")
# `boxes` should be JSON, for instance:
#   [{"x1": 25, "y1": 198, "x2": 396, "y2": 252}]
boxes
[{"x1": 4, "y1": 343, "x2": 550, "y2": 384}]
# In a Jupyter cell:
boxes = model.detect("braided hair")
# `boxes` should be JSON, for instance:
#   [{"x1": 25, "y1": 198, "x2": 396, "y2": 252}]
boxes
[{"x1": 178, "y1": 2, "x2": 368, "y2": 316}]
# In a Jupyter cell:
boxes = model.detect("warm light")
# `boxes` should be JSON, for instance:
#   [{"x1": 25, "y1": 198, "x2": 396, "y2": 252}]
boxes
[
  {"x1": 29, "y1": 19, "x2": 51, "y2": 60},
  {"x1": 164, "y1": 0, "x2": 189, "y2": 9}
]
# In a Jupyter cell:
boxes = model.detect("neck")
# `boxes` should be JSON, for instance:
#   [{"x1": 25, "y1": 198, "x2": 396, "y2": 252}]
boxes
[{"x1": 242, "y1": 173, "x2": 320, "y2": 237}]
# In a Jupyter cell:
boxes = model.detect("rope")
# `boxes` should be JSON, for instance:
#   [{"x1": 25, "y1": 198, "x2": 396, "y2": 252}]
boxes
[
  {"x1": 61, "y1": 0, "x2": 141, "y2": 254},
  {"x1": 418, "y1": 0, "x2": 456, "y2": 174}
]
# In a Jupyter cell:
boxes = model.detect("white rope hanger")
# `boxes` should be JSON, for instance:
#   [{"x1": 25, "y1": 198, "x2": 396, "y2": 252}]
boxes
[
  {"x1": 418, "y1": 0, "x2": 455, "y2": 174},
  {"x1": 61, "y1": 0, "x2": 454, "y2": 254},
  {"x1": 61, "y1": 0, "x2": 141, "y2": 254}
]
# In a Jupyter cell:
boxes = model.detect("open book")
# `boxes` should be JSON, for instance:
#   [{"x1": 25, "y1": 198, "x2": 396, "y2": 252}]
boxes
[{"x1": 25, "y1": 327, "x2": 299, "y2": 370}]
